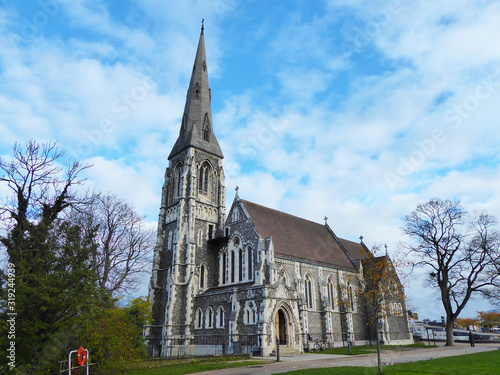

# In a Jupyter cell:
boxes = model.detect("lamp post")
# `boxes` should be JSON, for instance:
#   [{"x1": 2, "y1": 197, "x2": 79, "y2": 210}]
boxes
[{"x1": 276, "y1": 336, "x2": 280, "y2": 362}]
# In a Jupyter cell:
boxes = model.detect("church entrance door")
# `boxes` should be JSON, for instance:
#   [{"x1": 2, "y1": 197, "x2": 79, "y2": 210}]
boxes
[{"x1": 277, "y1": 309, "x2": 287, "y2": 345}]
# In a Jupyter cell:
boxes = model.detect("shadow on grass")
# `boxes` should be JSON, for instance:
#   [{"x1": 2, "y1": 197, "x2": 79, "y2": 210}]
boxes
[{"x1": 311, "y1": 342, "x2": 438, "y2": 356}]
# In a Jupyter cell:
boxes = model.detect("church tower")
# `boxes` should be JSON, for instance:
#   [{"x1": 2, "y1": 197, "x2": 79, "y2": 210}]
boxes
[{"x1": 148, "y1": 23, "x2": 225, "y2": 356}]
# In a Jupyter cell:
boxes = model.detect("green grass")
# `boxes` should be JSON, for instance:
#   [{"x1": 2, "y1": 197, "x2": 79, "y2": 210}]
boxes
[
  {"x1": 99, "y1": 355, "x2": 270, "y2": 375},
  {"x1": 313, "y1": 342, "x2": 436, "y2": 356},
  {"x1": 280, "y1": 350, "x2": 500, "y2": 374},
  {"x1": 97, "y1": 346, "x2": 498, "y2": 375}
]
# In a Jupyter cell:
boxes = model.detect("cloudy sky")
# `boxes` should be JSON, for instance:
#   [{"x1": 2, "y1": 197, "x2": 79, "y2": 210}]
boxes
[{"x1": 1, "y1": 0, "x2": 499, "y2": 319}]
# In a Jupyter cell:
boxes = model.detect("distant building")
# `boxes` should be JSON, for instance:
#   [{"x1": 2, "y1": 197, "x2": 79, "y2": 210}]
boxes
[{"x1": 145, "y1": 25, "x2": 412, "y2": 357}]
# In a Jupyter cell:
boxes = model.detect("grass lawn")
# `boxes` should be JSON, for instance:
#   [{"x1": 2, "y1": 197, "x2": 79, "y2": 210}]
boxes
[
  {"x1": 99, "y1": 356, "x2": 270, "y2": 375},
  {"x1": 312, "y1": 342, "x2": 436, "y2": 356},
  {"x1": 281, "y1": 350, "x2": 500, "y2": 375}
]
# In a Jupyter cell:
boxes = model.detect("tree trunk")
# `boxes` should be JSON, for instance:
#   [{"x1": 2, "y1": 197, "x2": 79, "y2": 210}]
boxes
[
  {"x1": 445, "y1": 317, "x2": 455, "y2": 346},
  {"x1": 376, "y1": 325, "x2": 382, "y2": 375}
]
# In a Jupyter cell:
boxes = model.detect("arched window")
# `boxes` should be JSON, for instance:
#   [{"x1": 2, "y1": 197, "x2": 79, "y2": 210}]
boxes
[
  {"x1": 216, "y1": 306, "x2": 225, "y2": 328},
  {"x1": 243, "y1": 301, "x2": 257, "y2": 325},
  {"x1": 247, "y1": 246, "x2": 253, "y2": 280},
  {"x1": 206, "y1": 307, "x2": 213, "y2": 328},
  {"x1": 231, "y1": 251, "x2": 235, "y2": 283},
  {"x1": 327, "y1": 277, "x2": 335, "y2": 308},
  {"x1": 202, "y1": 123, "x2": 209, "y2": 141},
  {"x1": 202, "y1": 113, "x2": 210, "y2": 141},
  {"x1": 196, "y1": 308, "x2": 203, "y2": 329},
  {"x1": 239, "y1": 248, "x2": 243, "y2": 282},
  {"x1": 347, "y1": 282, "x2": 354, "y2": 311},
  {"x1": 173, "y1": 164, "x2": 182, "y2": 198},
  {"x1": 279, "y1": 268, "x2": 288, "y2": 286},
  {"x1": 305, "y1": 274, "x2": 313, "y2": 309},
  {"x1": 198, "y1": 162, "x2": 211, "y2": 196},
  {"x1": 232, "y1": 209, "x2": 240, "y2": 222},
  {"x1": 200, "y1": 264, "x2": 206, "y2": 289},
  {"x1": 221, "y1": 252, "x2": 227, "y2": 284}
]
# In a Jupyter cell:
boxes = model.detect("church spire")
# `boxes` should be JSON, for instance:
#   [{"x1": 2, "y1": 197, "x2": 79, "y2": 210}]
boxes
[{"x1": 169, "y1": 23, "x2": 223, "y2": 159}]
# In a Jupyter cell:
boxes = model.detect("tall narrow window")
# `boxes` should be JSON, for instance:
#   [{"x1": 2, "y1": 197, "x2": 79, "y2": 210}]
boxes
[
  {"x1": 198, "y1": 162, "x2": 211, "y2": 196},
  {"x1": 222, "y1": 253, "x2": 227, "y2": 284},
  {"x1": 206, "y1": 307, "x2": 213, "y2": 328},
  {"x1": 200, "y1": 264, "x2": 206, "y2": 289},
  {"x1": 327, "y1": 277, "x2": 335, "y2": 308},
  {"x1": 198, "y1": 166, "x2": 204, "y2": 194},
  {"x1": 231, "y1": 251, "x2": 235, "y2": 283},
  {"x1": 239, "y1": 248, "x2": 243, "y2": 282},
  {"x1": 247, "y1": 247, "x2": 252, "y2": 279},
  {"x1": 202, "y1": 124, "x2": 209, "y2": 141},
  {"x1": 347, "y1": 282, "x2": 354, "y2": 311},
  {"x1": 196, "y1": 309, "x2": 203, "y2": 329},
  {"x1": 173, "y1": 164, "x2": 182, "y2": 198},
  {"x1": 202, "y1": 113, "x2": 210, "y2": 141},
  {"x1": 305, "y1": 274, "x2": 313, "y2": 309},
  {"x1": 204, "y1": 167, "x2": 209, "y2": 193},
  {"x1": 216, "y1": 306, "x2": 225, "y2": 328}
]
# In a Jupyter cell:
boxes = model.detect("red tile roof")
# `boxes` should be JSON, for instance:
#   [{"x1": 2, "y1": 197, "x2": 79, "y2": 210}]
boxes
[{"x1": 240, "y1": 200, "x2": 355, "y2": 270}]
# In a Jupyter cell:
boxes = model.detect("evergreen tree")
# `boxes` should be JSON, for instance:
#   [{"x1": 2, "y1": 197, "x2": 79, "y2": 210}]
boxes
[{"x1": 0, "y1": 140, "x2": 97, "y2": 373}]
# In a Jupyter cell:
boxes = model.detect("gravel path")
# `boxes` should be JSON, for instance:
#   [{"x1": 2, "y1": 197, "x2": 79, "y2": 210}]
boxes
[{"x1": 196, "y1": 342, "x2": 500, "y2": 375}]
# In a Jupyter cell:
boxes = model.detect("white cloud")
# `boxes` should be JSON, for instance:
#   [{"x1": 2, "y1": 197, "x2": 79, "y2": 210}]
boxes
[
  {"x1": 1, "y1": 0, "x2": 499, "y2": 316},
  {"x1": 84, "y1": 156, "x2": 160, "y2": 217}
]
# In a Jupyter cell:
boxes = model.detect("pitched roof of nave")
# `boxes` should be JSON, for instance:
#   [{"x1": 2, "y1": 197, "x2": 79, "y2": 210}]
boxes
[
  {"x1": 169, "y1": 25, "x2": 224, "y2": 160},
  {"x1": 338, "y1": 238, "x2": 372, "y2": 261},
  {"x1": 240, "y1": 199, "x2": 366, "y2": 270}
]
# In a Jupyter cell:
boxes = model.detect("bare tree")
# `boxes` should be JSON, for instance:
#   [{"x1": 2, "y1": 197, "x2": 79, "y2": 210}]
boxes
[
  {"x1": 402, "y1": 199, "x2": 500, "y2": 346},
  {"x1": 73, "y1": 193, "x2": 155, "y2": 297},
  {"x1": 0, "y1": 139, "x2": 91, "y2": 265},
  {"x1": 0, "y1": 139, "x2": 94, "y2": 370}
]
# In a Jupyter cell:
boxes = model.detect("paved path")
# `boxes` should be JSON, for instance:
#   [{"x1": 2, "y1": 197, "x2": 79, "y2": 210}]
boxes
[{"x1": 197, "y1": 342, "x2": 500, "y2": 375}]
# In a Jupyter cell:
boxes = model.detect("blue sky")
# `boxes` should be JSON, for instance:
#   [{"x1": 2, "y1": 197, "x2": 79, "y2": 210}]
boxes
[{"x1": 1, "y1": 0, "x2": 500, "y2": 319}]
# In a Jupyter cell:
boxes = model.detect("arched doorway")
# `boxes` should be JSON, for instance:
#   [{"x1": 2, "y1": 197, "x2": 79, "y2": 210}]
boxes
[{"x1": 276, "y1": 309, "x2": 287, "y2": 345}]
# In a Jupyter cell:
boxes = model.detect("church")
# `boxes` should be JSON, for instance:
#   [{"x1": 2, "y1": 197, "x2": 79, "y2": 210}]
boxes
[{"x1": 145, "y1": 25, "x2": 412, "y2": 357}]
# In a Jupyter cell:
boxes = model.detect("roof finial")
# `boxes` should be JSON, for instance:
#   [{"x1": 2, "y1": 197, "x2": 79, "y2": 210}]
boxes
[
  {"x1": 359, "y1": 235, "x2": 364, "y2": 242},
  {"x1": 201, "y1": 18, "x2": 204, "y2": 32},
  {"x1": 324, "y1": 216, "x2": 328, "y2": 225},
  {"x1": 235, "y1": 185, "x2": 239, "y2": 197},
  {"x1": 385, "y1": 243, "x2": 388, "y2": 256}
]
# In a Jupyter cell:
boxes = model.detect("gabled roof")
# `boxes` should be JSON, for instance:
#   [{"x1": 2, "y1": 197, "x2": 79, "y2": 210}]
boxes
[
  {"x1": 339, "y1": 238, "x2": 372, "y2": 261},
  {"x1": 240, "y1": 200, "x2": 355, "y2": 270},
  {"x1": 169, "y1": 26, "x2": 223, "y2": 159}
]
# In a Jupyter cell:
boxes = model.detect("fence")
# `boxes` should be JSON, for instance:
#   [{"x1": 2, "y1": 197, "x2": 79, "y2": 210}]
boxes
[
  {"x1": 151, "y1": 329, "x2": 374, "y2": 358},
  {"x1": 156, "y1": 334, "x2": 261, "y2": 358}
]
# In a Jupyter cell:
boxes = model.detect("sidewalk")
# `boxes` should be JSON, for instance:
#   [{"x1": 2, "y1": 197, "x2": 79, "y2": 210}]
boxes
[{"x1": 197, "y1": 342, "x2": 500, "y2": 375}]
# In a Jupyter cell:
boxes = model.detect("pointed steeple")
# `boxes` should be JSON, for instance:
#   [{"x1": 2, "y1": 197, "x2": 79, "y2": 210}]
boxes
[{"x1": 169, "y1": 23, "x2": 224, "y2": 159}]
